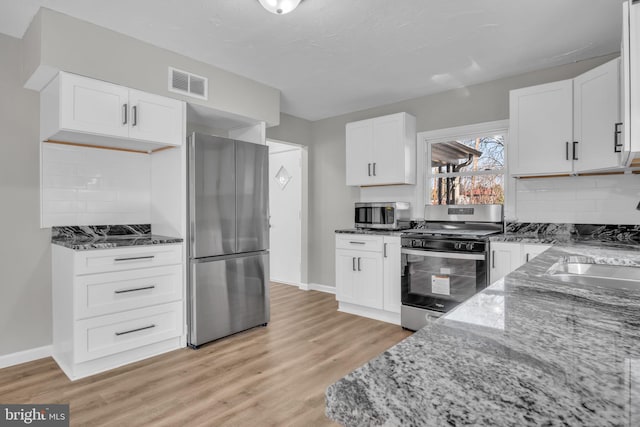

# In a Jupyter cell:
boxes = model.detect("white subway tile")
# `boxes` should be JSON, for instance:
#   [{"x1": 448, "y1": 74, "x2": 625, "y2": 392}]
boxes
[
  {"x1": 43, "y1": 200, "x2": 86, "y2": 213},
  {"x1": 43, "y1": 145, "x2": 83, "y2": 163},
  {"x1": 44, "y1": 213, "x2": 78, "y2": 226},
  {"x1": 42, "y1": 188, "x2": 77, "y2": 201},
  {"x1": 77, "y1": 189, "x2": 117, "y2": 202}
]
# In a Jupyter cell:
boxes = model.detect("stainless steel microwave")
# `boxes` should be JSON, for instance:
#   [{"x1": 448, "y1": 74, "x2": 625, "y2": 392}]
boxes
[{"x1": 354, "y1": 202, "x2": 411, "y2": 230}]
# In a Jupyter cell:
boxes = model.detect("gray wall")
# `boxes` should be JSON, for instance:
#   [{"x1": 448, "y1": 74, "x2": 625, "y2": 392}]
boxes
[
  {"x1": 266, "y1": 113, "x2": 313, "y2": 285},
  {"x1": 23, "y1": 8, "x2": 280, "y2": 126},
  {"x1": 275, "y1": 54, "x2": 618, "y2": 288},
  {"x1": 0, "y1": 33, "x2": 51, "y2": 355}
]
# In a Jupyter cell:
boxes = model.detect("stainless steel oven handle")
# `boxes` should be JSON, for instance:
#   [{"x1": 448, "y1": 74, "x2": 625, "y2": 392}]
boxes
[{"x1": 401, "y1": 248, "x2": 486, "y2": 261}]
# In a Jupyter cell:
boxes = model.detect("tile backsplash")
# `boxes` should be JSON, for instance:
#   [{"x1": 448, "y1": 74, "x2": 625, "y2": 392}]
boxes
[
  {"x1": 41, "y1": 144, "x2": 151, "y2": 227},
  {"x1": 514, "y1": 174, "x2": 640, "y2": 224}
]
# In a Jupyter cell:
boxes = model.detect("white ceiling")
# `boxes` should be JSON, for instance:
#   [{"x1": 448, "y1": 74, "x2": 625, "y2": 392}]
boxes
[{"x1": 0, "y1": 0, "x2": 625, "y2": 121}]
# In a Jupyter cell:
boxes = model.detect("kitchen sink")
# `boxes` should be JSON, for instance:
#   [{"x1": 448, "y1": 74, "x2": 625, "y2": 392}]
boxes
[{"x1": 545, "y1": 256, "x2": 640, "y2": 291}]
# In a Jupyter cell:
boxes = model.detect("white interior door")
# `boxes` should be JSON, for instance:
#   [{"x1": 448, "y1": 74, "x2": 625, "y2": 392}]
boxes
[{"x1": 268, "y1": 142, "x2": 302, "y2": 286}]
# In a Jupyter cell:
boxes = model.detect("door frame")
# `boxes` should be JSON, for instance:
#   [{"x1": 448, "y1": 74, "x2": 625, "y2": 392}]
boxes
[{"x1": 267, "y1": 138, "x2": 309, "y2": 290}]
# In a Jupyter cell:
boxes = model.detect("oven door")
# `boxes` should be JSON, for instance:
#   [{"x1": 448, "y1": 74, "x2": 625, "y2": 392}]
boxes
[{"x1": 401, "y1": 248, "x2": 487, "y2": 314}]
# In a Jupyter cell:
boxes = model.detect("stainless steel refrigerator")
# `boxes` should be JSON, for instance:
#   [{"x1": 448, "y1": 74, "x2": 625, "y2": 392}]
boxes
[{"x1": 187, "y1": 133, "x2": 270, "y2": 348}]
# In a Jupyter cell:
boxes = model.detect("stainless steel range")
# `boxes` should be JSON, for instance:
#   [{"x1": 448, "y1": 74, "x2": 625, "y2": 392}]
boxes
[{"x1": 401, "y1": 204, "x2": 503, "y2": 331}]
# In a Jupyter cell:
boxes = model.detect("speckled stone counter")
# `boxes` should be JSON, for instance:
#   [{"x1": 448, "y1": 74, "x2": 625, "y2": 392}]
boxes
[
  {"x1": 326, "y1": 243, "x2": 640, "y2": 426},
  {"x1": 51, "y1": 225, "x2": 183, "y2": 250},
  {"x1": 491, "y1": 223, "x2": 640, "y2": 245}
]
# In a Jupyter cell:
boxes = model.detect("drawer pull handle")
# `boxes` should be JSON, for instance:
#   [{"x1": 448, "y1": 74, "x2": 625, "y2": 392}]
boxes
[
  {"x1": 114, "y1": 255, "x2": 155, "y2": 262},
  {"x1": 115, "y1": 324, "x2": 156, "y2": 336},
  {"x1": 114, "y1": 285, "x2": 156, "y2": 294},
  {"x1": 349, "y1": 241, "x2": 366, "y2": 245}
]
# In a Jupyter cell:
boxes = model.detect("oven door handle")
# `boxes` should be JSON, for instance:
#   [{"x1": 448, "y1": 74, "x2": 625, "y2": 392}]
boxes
[{"x1": 401, "y1": 248, "x2": 486, "y2": 261}]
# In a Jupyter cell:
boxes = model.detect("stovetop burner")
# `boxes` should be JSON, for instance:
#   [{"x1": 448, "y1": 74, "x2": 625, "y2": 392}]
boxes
[{"x1": 403, "y1": 228, "x2": 501, "y2": 238}]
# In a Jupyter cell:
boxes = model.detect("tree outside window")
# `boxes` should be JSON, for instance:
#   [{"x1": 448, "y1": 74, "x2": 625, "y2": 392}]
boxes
[{"x1": 429, "y1": 135, "x2": 505, "y2": 206}]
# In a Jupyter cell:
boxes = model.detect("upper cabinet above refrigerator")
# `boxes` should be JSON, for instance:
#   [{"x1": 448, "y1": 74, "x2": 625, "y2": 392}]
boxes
[{"x1": 40, "y1": 72, "x2": 186, "y2": 152}]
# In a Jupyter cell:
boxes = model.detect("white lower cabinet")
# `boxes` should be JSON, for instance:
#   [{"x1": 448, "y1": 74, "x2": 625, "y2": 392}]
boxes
[
  {"x1": 52, "y1": 243, "x2": 184, "y2": 380},
  {"x1": 335, "y1": 234, "x2": 401, "y2": 324},
  {"x1": 489, "y1": 241, "x2": 551, "y2": 284}
]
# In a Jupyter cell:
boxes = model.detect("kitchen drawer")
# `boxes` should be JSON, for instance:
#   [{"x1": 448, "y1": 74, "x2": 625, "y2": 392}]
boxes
[
  {"x1": 74, "y1": 244, "x2": 182, "y2": 275},
  {"x1": 335, "y1": 234, "x2": 383, "y2": 252},
  {"x1": 74, "y1": 301, "x2": 182, "y2": 363},
  {"x1": 75, "y1": 265, "x2": 183, "y2": 319}
]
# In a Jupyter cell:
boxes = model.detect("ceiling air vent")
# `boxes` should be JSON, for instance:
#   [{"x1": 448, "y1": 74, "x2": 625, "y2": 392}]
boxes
[{"x1": 168, "y1": 67, "x2": 208, "y2": 100}]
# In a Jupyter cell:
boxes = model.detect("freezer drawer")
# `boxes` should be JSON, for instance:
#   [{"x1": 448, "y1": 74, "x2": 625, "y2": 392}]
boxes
[{"x1": 189, "y1": 252, "x2": 270, "y2": 347}]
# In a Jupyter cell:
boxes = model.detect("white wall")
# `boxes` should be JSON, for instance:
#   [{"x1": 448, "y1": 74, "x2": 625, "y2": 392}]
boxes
[
  {"x1": 514, "y1": 174, "x2": 640, "y2": 224},
  {"x1": 22, "y1": 8, "x2": 280, "y2": 126},
  {"x1": 41, "y1": 144, "x2": 151, "y2": 227}
]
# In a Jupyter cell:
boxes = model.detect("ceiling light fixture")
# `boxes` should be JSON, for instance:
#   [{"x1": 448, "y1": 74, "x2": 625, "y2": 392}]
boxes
[{"x1": 258, "y1": 0, "x2": 302, "y2": 15}]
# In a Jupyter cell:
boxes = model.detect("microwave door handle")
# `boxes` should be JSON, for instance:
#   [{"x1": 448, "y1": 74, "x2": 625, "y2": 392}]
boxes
[{"x1": 401, "y1": 248, "x2": 486, "y2": 261}]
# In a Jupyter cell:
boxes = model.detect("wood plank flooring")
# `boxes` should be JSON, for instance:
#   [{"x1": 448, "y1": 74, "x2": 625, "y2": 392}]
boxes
[{"x1": 0, "y1": 283, "x2": 412, "y2": 426}]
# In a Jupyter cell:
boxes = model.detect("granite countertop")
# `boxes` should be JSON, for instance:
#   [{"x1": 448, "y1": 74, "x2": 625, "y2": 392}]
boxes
[
  {"x1": 51, "y1": 224, "x2": 183, "y2": 251},
  {"x1": 326, "y1": 242, "x2": 640, "y2": 426}
]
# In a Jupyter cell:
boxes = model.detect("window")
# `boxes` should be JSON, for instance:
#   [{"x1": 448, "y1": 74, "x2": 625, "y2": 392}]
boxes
[{"x1": 426, "y1": 125, "x2": 507, "y2": 206}]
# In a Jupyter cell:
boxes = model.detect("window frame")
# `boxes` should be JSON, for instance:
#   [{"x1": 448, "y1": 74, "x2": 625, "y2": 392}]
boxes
[{"x1": 415, "y1": 120, "x2": 510, "y2": 213}]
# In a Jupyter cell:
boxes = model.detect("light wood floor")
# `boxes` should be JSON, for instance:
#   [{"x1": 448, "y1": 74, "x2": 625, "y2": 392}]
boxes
[{"x1": 0, "y1": 283, "x2": 412, "y2": 426}]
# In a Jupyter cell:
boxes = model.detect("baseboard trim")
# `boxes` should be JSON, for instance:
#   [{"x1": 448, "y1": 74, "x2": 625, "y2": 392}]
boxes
[
  {"x1": 0, "y1": 345, "x2": 52, "y2": 369},
  {"x1": 272, "y1": 279, "x2": 302, "y2": 288},
  {"x1": 298, "y1": 282, "x2": 310, "y2": 291},
  {"x1": 308, "y1": 283, "x2": 336, "y2": 294},
  {"x1": 338, "y1": 302, "x2": 400, "y2": 325}
]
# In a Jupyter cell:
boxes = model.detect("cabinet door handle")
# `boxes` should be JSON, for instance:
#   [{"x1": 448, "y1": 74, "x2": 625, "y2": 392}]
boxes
[
  {"x1": 114, "y1": 255, "x2": 155, "y2": 262},
  {"x1": 572, "y1": 141, "x2": 579, "y2": 160},
  {"x1": 384, "y1": 243, "x2": 388, "y2": 258},
  {"x1": 565, "y1": 141, "x2": 569, "y2": 160},
  {"x1": 352, "y1": 257, "x2": 356, "y2": 271},
  {"x1": 349, "y1": 241, "x2": 366, "y2": 245},
  {"x1": 373, "y1": 163, "x2": 376, "y2": 176},
  {"x1": 492, "y1": 250, "x2": 495, "y2": 269},
  {"x1": 132, "y1": 105, "x2": 138, "y2": 126},
  {"x1": 357, "y1": 257, "x2": 361, "y2": 271},
  {"x1": 122, "y1": 104, "x2": 128, "y2": 125},
  {"x1": 614, "y1": 122, "x2": 623, "y2": 153},
  {"x1": 368, "y1": 163, "x2": 371, "y2": 176},
  {"x1": 114, "y1": 285, "x2": 156, "y2": 294},
  {"x1": 115, "y1": 324, "x2": 155, "y2": 336},
  {"x1": 526, "y1": 253, "x2": 530, "y2": 263}
]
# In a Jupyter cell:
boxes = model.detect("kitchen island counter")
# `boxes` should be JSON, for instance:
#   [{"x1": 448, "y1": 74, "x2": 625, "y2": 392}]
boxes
[{"x1": 326, "y1": 243, "x2": 640, "y2": 426}]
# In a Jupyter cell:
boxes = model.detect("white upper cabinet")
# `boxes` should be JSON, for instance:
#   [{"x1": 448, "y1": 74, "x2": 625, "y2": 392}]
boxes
[
  {"x1": 345, "y1": 119, "x2": 374, "y2": 185},
  {"x1": 58, "y1": 75, "x2": 130, "y2": 139},
  {"x1": 573, "y1": 58, "x2": 622, "y2": 172},
  {"x1": 509, "y1": 58, "x2": 622, "y2": 176},
  {"x1": 41, "y1": 72, "x2": 185, "y2": 151},
  {"x1": 127, "y1": 89, "x2": 184, "y2": 145},
  {"x1": 345, "y1": 112, "x2": 416, "y2": 186},
  {"x1": 509, "y1": 80, "x2": 573, "y2": 176}
]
